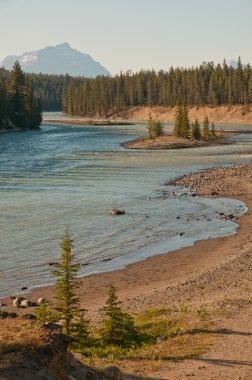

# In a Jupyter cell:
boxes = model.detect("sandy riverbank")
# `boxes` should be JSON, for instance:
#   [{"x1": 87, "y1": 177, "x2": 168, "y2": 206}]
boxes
[
  {"x1": 2, "y1": 163, "x2": 251, "y2": 316},
  {"x1": 122, "y1": 105, "x2": 252, "y2": 125},
  {"x1": 44, "y1": 105, "x2": 252, "y2": 125}
]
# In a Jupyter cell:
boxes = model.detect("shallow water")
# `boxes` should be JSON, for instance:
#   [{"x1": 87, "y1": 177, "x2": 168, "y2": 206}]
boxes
[{"x1": 0, "y1": 119, "x2": 251, "y2": 297}]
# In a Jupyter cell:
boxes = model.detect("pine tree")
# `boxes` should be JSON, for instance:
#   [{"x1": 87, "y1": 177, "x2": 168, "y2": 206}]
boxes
[
  {"x1": 52, "y1": 226, "x2": 81, "y2": 335},
  {"x1": 181, "y1": 101, "x2": 190, "y2": 138},
  {"x1": 174, "y1": 98, "x2": 182, "y2": 137},
  {"x1": 9, "y1": 61, "x2": 26, "y2": 128},
  {"x1": 147, "y1": 113, "x2": 163, "y2": 139},
  {"x1": 210, "y1": 122, "x2": 216, "y2": 137},
  {"x1": 31, "y1": 97, "x2": 43, "y2": 128},
  {"x1": 191, "y1": 118, "x2": 201, "y2": 140},
  {"x1": 202, "y1": 116, "x2": 210, "y2": 141},
  {"x1": 100, "y1": 283, "x2": 139, "y2": 347},
  {"x1": 71, "y1": 309, "x2": 90, "y2": 346},
  {"x1": 35, "y1": 300, "x2": 57, "y2": 324}
]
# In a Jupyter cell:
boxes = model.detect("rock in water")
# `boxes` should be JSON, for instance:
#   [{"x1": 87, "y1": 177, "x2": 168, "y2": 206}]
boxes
[{"x1": 109, "y1": 208, "x2": 125, "y2": 215}]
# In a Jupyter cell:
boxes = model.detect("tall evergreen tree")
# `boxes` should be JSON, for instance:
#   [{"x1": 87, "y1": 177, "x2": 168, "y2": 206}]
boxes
[
  {"x1": 202, "y1": 116, "x2": 210, "y2": 141},
  {"x1": 181, "y1": 101, "x2": 190, "y2": 138},
  {"x1": 174, "y1": 98, "x2": 183, "y2": 137},
  {"x1": 52, "y1": 226, "x2": 82, "y2": 335},
  {"x1": 9, "y1": 61, "x2": 26, "y2": 128}
]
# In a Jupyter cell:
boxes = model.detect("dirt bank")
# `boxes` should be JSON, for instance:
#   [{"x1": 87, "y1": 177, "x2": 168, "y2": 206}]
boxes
[{"x1": 122, "y1": 105, "x2": 252, "y2": 124}]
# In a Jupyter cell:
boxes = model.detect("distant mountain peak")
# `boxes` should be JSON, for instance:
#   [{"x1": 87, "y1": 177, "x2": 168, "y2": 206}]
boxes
[
  {"x1": 227, "y1": 59, "x2": 248, "y2": 68},
  {"x1": 57, "y1": 42, "x2": 71, "y2": 48},
  {"x1": 0, "y1": 43, "x2": 111, "y2": 78}
]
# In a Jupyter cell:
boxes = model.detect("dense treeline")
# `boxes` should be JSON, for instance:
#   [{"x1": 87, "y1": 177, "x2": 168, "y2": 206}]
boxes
[
  {"x1": 0, "y1": 68, "x2": 74, "y2": 111},
  {"x1": 2, "y1": 58, "x2": 252, "y2": 117},
  {"x1": 30, "y1": 74, "x2": 86, "y2": 111},
  {"x1": 62, "y1": 58, "x2": 252, "y2": 116},
  {"x1": 0, "y1": 62, "x2": 42, "y2": 131}
]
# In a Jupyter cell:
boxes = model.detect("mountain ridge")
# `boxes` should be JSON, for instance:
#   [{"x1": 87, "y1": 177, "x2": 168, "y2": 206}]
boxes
[{"x1": 0, "y1": 42, "x2": 111, "y2": 77}]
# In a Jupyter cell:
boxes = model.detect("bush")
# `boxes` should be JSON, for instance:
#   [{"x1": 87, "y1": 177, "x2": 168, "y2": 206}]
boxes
[
  {"x1": 148, "y1": 119, "x2": 163, "y2": 139},
  {"x1": 99, "y1": 283, "x2": 139, "y2": 348}
]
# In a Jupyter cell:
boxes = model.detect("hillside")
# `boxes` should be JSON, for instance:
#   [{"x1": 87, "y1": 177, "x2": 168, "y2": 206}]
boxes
[{"x1": 122, "y1": 105, "x2": 252, "y2": 125}]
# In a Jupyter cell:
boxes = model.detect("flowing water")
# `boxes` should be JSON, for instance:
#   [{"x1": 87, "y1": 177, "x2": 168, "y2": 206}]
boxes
[{"x1": 0, "y1": 118, "x2": 252, "y2": 297}]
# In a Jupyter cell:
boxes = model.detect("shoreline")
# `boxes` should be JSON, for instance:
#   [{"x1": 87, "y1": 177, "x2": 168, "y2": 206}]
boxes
[
  {"x1": 2, "y1": 163, "x2": 252, "y2": 322},
  {"x1": 121, "y1": 133, "x2": 232, "y2": 150},
  {"x1": 45, "y1": 118, "x2": 135, "y2": 126}
]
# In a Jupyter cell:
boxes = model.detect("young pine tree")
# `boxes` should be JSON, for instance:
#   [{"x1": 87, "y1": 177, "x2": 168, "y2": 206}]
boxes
[
  {"x1": 52, "y1": 227, "x2": 86, "y2": 336},
  {"x1": 210, "y1": 122, "x2": 216, "y2": 137},
  {"x1": 71, "y1": 309, "x2": 90, "y2": 346},
  {"x1": 148, "y1": 120, "x2": 163, "y2": 139},
  {"x1": 191, "y1": 118, "x2": 201, "y2": 140},
  {"x1": 100, "y1": 283, "x2": 139, "y2": 348}
]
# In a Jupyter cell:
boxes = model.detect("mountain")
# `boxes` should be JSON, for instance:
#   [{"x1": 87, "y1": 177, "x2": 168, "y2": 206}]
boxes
[
  {"x1": 0, "y1": 43, "x2": 111, "y2": 77},
  {"x1": 227, "y1": 59, "x2": 247, "y2": 68}
]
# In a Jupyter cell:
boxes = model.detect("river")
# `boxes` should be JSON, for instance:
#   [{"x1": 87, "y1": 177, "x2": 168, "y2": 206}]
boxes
[{"x1": 0, "y1": 118, "x2": 251, "y2": 297}]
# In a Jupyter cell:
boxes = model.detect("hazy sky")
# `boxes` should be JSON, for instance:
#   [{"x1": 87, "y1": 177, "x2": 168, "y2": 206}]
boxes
[{"x1": 0, "y1": 0, "x2": 251, "y2": 74}]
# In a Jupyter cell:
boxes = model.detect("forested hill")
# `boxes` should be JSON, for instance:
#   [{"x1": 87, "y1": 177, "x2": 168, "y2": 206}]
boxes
[{"x1": 62, "y1": 59, "x2": 252, "y2": 117}]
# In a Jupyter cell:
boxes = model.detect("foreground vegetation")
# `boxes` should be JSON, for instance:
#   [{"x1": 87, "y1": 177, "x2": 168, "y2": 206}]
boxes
[{"x1": 31, "y1": 227, "x2": 217, "y2": 369}]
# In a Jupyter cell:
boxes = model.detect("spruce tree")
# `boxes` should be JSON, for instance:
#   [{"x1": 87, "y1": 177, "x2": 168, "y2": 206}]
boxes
[
  {"x1": 174, "y1": 98, "x2": 182, "y2": 137},
  {"x1": 202, "y1": 116, "x2": 210, "y2": 141},
  {"x1": 71, "y1": 309, "x2": 90, "y2": 346},
  {"x1": 100, "y1": 283, "x2": 139, "y2": 347},
  {"x1": 9, "y1": 61, "x2": 26, "y2": 129},
  {"x1": 181, "y1": 101, "x2": 190, "y2": 138},
  {"x1": 52, "y1": 226, "x2": 82, "y2": 335},
  {"x1": 147, "y1": 115, "x2": 163, "y2": 139},
  {"x1": 210, "y1": 122, "x2": 216, "y2": 137},
  {"x1": 191, "y1": 118, "x2": 201, "y2": 140}
]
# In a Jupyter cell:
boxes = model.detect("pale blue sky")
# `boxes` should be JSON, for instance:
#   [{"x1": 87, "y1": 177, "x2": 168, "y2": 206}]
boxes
[{"x1": 0, "y1": 0, "x2": 251, "y2": 74}]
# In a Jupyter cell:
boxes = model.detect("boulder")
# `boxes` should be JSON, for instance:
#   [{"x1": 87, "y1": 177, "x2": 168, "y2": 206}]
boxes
[
  {"x1": 22, "y1": 314, "x2": 37, "y2": 320},
  {"x1": 38, "y1": 297, "x2": 46, "y2": 305},
  {"x1": 109, "y1": 208, "x2": 125, "y2": 215},
  {"x1": 12, "y1": 297, "x2": 26, "y2": 307},
  {"x1": 20, "y1": 299, "x2": 37, "y2": 308},
  {"x1": 44, "y1": 322, "x2": 62, "y2": 332}
]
